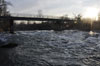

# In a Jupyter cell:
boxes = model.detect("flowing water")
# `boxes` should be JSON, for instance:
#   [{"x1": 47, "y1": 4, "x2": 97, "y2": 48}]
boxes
[{"x1": 0, "y1": 30, "x2": 100, "y2": 66}]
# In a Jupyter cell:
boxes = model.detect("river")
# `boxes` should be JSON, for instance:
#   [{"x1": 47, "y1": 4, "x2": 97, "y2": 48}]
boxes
[{"x1": 0, "y1": 30, "x2": 100, "y2": 66}]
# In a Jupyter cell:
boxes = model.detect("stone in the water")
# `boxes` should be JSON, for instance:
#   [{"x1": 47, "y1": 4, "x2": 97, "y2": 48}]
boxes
[
  {"x1": 0, "y1": 40, "x2": 5, "y2": 44},
  {"x1": 0, "y1": 40, "x2": 6, "y2": 46},
  {"x1": 0, "y1": 43, "x2": 18, "y2": 48}
]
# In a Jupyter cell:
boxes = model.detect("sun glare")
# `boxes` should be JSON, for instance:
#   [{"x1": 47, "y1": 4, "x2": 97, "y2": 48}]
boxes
[{"x1": 83, "y1": 7, "x2": 99, "y2": 20}]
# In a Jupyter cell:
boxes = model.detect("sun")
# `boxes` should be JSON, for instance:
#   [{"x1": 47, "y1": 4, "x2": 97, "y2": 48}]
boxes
[{"x1": 83, "y1": 7, "x2": 99, "y2": 20}]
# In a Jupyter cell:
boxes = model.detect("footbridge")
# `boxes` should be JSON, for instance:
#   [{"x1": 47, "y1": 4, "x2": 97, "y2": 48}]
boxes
[{"x1": 0, "y1": 13, "x2": 74, "y2": 33}]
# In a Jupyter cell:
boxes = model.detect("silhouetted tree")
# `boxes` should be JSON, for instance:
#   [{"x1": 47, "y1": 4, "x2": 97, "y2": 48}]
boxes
[
  {"x1": 37, "y1": 9, "x2": 43, "y2": 18},
  {"x1": 0, "y1": 0, "x2": 11, "y2": 32},
  {"x1": 98, "y1": 12, "x2": 100, "y2": 21}
]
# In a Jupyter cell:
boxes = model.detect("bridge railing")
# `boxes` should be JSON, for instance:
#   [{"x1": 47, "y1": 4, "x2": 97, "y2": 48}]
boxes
[{"x1": 11, "y1": 13, "x2": 61, "y2": 19}]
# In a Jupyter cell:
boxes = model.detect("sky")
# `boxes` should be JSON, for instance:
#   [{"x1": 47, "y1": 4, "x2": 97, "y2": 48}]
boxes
[{"x1": 6, "y1": 0, "x2": 100, "y2": 18}]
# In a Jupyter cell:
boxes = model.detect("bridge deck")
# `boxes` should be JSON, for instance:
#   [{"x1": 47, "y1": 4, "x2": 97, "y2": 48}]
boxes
[{"x1": 0, "y1": 14, "x2": 74, "y2": 22}]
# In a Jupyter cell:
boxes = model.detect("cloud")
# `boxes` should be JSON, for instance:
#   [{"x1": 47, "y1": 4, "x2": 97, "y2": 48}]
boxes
[{"x1": 7, "y1": 0, "x2": 100, "y2": 17}]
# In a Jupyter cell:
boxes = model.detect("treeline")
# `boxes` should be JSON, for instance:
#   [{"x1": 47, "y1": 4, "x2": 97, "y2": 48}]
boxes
[
  {"x1": 14, "y1": 21, "x2": 90, "y2": 31},
  {"x1": 15, "y1": 21, "x2": 74, "y2": 31},
  {"x1": 14, "y1": 16, "x2": 100, "y2": 31}
]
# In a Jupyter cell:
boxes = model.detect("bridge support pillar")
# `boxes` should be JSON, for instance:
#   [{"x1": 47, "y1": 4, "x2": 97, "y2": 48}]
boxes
[{"x1": 9, "y1": 19, "x2": 14, "y2": 34}]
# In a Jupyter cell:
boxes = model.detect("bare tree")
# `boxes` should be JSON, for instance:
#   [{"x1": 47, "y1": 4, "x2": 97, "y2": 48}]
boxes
[
  {"x1": 0, "y1": 0, "x2": 11, "y2": 16},
  {"x1": 73, "y1": 13, "x2": 82, "y2": 23},
  {"x1": 60, "y1": 14, "x2": 69, "y2": 19},
  {"x1": 37, "y1": 9, "x2": 43, "y2": 18},
  {"x1": 0, "y1": 0, "x2": 12, "y2": 32},
  {"x1": 98, "y1": 12, "x2": 100, "y2": 21}
]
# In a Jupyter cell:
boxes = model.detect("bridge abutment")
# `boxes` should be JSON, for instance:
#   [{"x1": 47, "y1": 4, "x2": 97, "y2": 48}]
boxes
[{"x1": 9, "y1": 19, "x2": 14, "y2": 34}]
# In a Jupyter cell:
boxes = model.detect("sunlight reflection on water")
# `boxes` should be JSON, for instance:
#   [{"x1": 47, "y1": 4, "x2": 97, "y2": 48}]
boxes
[{"x1": 89, "y1": 31, "x2": 95, "y2": 36}]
